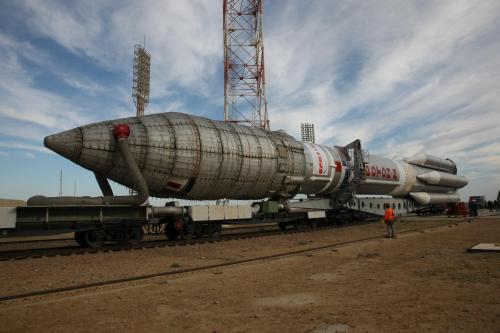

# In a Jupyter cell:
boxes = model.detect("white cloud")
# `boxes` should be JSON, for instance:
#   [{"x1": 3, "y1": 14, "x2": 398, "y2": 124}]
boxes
[
  {"x1": 0, "y1": 119, "x2": 51, "y2": 142},
  {"x1": 60, "y1": 75, "x2": 105, "y2": 95},
  {"x1": 0, "y1": 32, "x2": 106, "y2": 96},
  {"x1": 22, "y1": 0, "x2": 222, "y2": 98},
  {"x1": 268, "y1": 1, "x2": 500, "y2": 134},
  {"x1": 0, "y1": 141, "x2": 50, "y2": 153},
  {"x1": 264, "y1": 0, "x2": 500, "y2": 200},
  {"x1": 21, "y1": 152, "x2": 37, "y2": 159},
  {"x1": 0, "y1": 34, "x2": 97, "y2": 131},
  {"x1": 0, "y1": 0, "x2": 499, "y2": 200}
]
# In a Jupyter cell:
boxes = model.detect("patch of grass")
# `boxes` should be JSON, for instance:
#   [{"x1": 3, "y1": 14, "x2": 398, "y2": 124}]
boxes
[{"x1": 170, "y1": 262, "x2": 181, "y2": 268}]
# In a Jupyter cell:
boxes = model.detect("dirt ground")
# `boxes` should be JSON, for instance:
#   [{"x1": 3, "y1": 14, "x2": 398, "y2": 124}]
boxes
[
  {"x1": 0, "y1": 216, "x2": 499, "y2": 332},
  {"x1": 0, "y1": 199, "x2": 26, "y2": 207}
]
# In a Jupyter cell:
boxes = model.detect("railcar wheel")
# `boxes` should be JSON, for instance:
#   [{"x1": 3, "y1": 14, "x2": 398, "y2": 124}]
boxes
[
  {"x1": 278, "y1": 222, "x2": 287, "y2": 231},
  {"x1": 82, "y1": 230, "x2": 105, "y2": 248},
  {"x1": 165, "y1": 222, "x2": 180, "y2": 241},
  {"x1": 309, "y1": 220, "x2": 318, "y2": 229},
  {"x1": 126, "y1": 227, "x2": 144, "y2": 245},
  {"x1": 74, "y1": 231, "x2": 86, "y2": 247},
  {"x1": 190, "y1": 224, "x2": 201, "y2": 239},
  {"x1": 181, "y1": 223, "x2": 199, "y2": 241},
  {"x1": 180, "y1": 224, "x2": 190, "y2": 241},
  {"x1": 182, "y1": 232, "x2": 192, "y2": 241},
  {"x1": 294, "y1": 221, "x2": 304, "y2": 230},
  {"x1": 210, "y1": 223, "x2": 222, "y2": 238}
]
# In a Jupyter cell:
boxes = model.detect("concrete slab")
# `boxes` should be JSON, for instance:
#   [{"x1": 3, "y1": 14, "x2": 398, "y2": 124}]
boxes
[{"x1": 467, "y1": 243, "x2": 500, "y2": 253}]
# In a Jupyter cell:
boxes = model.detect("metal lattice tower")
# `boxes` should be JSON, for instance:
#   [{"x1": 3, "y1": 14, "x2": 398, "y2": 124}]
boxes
[
  {"x1": 132, "y1": 44, "x2": 151, "y2": 117},
  {"x1": 300, "y1": 123, "x2": 315, "y2": 143},
  {"x1": 223, "y1": 0, "x2": 269, "y2": 130}
]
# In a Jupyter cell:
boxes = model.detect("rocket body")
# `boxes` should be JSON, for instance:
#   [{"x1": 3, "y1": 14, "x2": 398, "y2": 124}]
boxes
[{"x1": 44, "y1": 112, "x2": 467, "y2": 204}]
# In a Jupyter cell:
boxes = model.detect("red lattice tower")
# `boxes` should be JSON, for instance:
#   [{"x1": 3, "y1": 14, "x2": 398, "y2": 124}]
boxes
[{"x1": 223, "y1": 0, "x2": 269, "y2": 130}]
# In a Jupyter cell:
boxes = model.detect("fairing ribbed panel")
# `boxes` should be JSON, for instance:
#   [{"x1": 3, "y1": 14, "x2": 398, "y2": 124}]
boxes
[
  {"x1": 78, "y1": 124, "x2": 114, "y2": 174},
  {"x1": 64, "y1": 112, "x2": 309, "y2": 200}
]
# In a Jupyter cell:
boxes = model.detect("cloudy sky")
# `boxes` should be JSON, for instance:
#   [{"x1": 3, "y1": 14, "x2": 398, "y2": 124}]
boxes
[{"x1": 0, "y1": 0, "x2": 499, "y2": 201}]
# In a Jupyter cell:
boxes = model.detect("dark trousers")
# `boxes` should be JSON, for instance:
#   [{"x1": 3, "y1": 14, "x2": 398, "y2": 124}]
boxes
[{"x1": 386, "y1": 222, "x2": 395, "y2": 238}]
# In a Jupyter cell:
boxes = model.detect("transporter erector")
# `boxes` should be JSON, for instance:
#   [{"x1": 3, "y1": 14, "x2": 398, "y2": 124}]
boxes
[{"x1": 1, "y1": 111, "x2": 468, "y2": 247}]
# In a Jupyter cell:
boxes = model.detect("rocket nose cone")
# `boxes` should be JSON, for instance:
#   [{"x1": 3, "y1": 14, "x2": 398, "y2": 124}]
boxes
[{"x1": 44, "y1": 127, "x2": 83, "y2": 161}]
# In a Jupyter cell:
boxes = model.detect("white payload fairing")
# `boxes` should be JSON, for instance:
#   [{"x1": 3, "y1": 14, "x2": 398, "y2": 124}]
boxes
[{"x1": 42, "y1": 112, "x2": 467, "y2": 205}]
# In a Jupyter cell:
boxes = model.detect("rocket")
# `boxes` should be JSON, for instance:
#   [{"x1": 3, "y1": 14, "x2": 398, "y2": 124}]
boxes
[{"x1": 43, "y1": 112, "x2": 467, "y2": 205}]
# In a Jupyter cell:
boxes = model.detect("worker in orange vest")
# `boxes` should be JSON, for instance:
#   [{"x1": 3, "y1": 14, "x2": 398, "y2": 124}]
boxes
[{"x1": 384, "y1": 203, "x2": 396, "y2": 238}]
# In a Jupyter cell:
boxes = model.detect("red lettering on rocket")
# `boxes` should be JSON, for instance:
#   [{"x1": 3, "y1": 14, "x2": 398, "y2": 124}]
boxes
[
  {"x1": 311, "y1": 145, "x2": 324, "y2": 175},
  {"x1": 365, "y1": 164, "x2": 398, "y2": 180}
]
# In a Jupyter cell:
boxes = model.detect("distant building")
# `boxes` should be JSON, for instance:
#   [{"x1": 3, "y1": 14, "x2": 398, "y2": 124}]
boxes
[{"x1": 0, "y1": 199, "x2": 26, "y2": 207}]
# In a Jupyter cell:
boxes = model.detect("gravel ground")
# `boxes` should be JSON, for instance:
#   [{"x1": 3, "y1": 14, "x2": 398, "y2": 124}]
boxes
[
  {"x1": 0, "y1": 215, "x2": 498, "y2": 332},
  {"x1": 0, "y1": 218, "x2": 464, "y2": 296}
]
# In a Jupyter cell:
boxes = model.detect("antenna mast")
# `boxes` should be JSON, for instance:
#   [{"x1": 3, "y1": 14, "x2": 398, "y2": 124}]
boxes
[
  {"x1": 59, "y1": 169, "x2": 63, "y2": 196},
  {"x1": 223, "y1": 0, "x2": 269, "y2": 130}
]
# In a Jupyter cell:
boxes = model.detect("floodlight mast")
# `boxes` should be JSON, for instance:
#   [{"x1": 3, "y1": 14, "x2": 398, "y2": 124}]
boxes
[
  {"x1": 132, "y1": 44, "x2": 151, "y2": 117},
  {"x1": 300, "y1": 123, "x2": 316, "y2": 143},
  {"x1": 223, "y1": 0, "x2": 269, "y2": 130}
]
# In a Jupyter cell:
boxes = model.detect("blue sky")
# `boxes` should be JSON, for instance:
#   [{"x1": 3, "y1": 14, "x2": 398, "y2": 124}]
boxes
[{"x1": 0, "y1": 0, "x2": 499, "y2": 201}]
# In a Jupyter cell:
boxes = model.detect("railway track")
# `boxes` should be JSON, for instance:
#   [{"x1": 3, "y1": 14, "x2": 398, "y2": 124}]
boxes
[
  {"x1": 0, "y1": 237, "x2": 73, "y2": 246},
  {"x1": 0, "y1": 219, "x2": 376, "y2": 261},
  {"x1": 0, "y1": 224, "x2": 271, "y2": 249},
  {"x1": 0, "y1": 223, "x2": 355, "y2": 261},
  {"x1": 0, "y1": 218, "x2": 469, "y2": 303},
  {"x1": 0, "y1": 215, "x2": 468, "y2": 261}
]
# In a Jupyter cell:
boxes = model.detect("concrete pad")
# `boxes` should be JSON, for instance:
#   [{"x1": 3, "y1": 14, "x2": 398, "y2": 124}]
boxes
[{"x1": 467, "y1": 243, "x2": 500, "y2": 253}]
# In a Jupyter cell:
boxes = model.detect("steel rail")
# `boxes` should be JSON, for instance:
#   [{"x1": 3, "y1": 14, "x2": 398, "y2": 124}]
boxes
[
  {"x1": 0, "y1": 220, "x2": 374, "y2": 261},
  {"x1": 0, "y1": 237, "x2": 73, "y2": 246}
]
